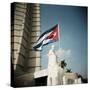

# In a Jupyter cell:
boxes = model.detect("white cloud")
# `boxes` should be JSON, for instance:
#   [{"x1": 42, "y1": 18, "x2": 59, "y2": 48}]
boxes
[{"x1": 55, "y1": 48, "x2": 71, "y2": 60}]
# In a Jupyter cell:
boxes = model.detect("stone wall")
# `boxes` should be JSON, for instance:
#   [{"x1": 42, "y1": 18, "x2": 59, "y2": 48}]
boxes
[{"x1": 11, "y1": 2, "x2": 41, "y2": 87}]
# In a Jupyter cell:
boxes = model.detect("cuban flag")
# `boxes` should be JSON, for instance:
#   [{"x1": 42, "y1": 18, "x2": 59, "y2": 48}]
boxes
[{"x1": 33, "y1": 24, "x2": 60, "y2": 51}]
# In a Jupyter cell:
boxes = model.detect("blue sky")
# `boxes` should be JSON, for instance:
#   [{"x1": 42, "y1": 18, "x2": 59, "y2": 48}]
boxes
[{"x1": 40, "y1": 4, "x2": 87, "y2": 78}]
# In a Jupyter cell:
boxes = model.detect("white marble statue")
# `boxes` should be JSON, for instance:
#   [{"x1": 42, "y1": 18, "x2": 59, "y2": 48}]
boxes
[
  {"x1": 47, "y1": 45, "x2": 58, "y2": 85},
  {"x1": 47, "y1": 45, "x2": 65, "y2": 85}
]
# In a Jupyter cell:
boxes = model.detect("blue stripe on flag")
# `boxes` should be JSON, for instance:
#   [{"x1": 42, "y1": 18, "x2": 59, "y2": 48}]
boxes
[{"x1": 37, "y1": 24, "x2": 58, "y2": 41}]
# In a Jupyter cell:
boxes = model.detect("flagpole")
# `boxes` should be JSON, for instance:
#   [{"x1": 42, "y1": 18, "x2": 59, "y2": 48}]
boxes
[{"x1": 58, "y1": 24, "x2": 60, "y2": 49}]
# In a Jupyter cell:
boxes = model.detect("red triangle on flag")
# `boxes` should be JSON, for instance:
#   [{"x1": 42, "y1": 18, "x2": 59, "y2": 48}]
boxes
[{"x1": 47, "y1": 25, "x2": 59, "y2": 41}]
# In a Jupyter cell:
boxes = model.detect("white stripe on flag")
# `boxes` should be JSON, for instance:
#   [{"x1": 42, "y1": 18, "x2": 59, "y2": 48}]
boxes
[
  {"x1": 36, "y1": 46, "x2": 42, "y2": 50},
  {"x1": 35, "y1": 32, "x2": 52, "y2": 46},
  {"x1": 43, "y1": 39, "x2": 51, "y2": 45}
]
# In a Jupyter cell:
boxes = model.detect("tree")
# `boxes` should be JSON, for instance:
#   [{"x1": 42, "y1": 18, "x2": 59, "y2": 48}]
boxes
[
  {"x1": 66, "y1": 68, "x2": 72, "y2": 73},
  {"x1": 61, "y1": 60, "x2": 67, "y2": 69}
]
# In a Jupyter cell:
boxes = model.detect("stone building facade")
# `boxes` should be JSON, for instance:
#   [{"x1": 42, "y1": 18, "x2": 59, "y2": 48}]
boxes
[{"x1": 11, "y1": 2, "x2": 41, "y2": 87}]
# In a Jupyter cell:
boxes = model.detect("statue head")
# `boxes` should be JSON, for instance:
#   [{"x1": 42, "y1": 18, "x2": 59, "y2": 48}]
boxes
[
  {"x1": 48, "y1": 45, "x2": 55, "y2": 55},
  {"x1": 51, "y1": 45, "x2": 55, "y2": 51}
]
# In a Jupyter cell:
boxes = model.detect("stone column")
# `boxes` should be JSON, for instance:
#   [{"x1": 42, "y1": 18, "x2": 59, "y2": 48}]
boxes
[
  {"x1": 26, "y1": 3, "x2": 41, "y2": 73},
  {"x1": 11, "y1": 2, "x2": 41, "y2": 86},
  {"x1": 63, "y1": 76, "x2": 67, "y2": 85}
]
